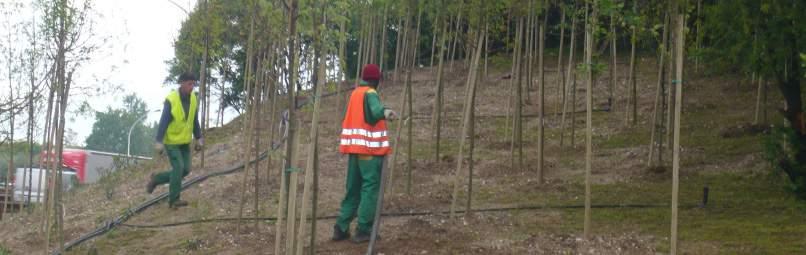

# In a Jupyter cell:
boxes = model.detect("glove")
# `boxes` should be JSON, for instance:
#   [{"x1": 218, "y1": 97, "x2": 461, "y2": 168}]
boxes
[
  {"x1": 154, "y1": 142, "x2": 164, "y2": 155},
  {"x1": 384, "y1": 109, "x2": 398, "y2": 121},
  {"x1": 195, "y1": 138, "x2": 204, "y2": 152}
]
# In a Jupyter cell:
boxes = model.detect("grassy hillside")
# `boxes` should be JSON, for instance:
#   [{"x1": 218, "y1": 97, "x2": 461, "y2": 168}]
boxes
[{"x1": 1, "y1": 54, "x2": 804, "y2": 254}]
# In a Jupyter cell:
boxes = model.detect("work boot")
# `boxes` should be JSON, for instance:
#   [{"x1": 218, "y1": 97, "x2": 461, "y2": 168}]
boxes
[
  {"x1": 332, "y1": 225, "x2": 350, "y2": 241},
  {"x1": 146, "y1": 174, "x2": 157, "y2": 194},
  {"x1": 351, "y1": 231, "x2": 379, "y2": 243},
  {"x1": 170, "y1": 200, "x2": 189, "y2": 209}
]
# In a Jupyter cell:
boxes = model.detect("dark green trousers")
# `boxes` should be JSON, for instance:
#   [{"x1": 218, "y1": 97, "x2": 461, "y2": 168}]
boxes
[
  {"x1": 153, "y1": 144, "x2": 191, "y2": 205},
  {"x1": 336, "y1": 154, "x2": 384, "y2": 234}
]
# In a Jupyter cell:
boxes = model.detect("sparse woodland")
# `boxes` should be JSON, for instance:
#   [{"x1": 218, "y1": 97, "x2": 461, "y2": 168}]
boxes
[{"x1": 0, "y1": 0, "x2": 805, "y2": 254}]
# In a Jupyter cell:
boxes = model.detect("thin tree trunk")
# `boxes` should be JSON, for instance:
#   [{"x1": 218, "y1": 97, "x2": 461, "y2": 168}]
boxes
[
  {"x1": 398, "y1": 13, "x2": 411, "y2": 82},
  {"x1": 609, "y1": 12, "x2": 617, "y2": 111},
  {"x1": 404, "y1": 4, "x2": 416, "y2": 195},
  {"x1": 337, "y1": 20, "x2": 347, "y2": 120},
  {"x1": 3, "y1": 52, "x2": 13, "y2": 219},
  {"x1": 483, "y1": 21, "x2": 489, "y2": 80},
  {"x1": 537, "y1": 0, "x2": 547, "y2": 183},
  {"x1": 560, "y1": 5, "x2": 577, "y2": 148},
  {"x1": 754, "y1": 77, "x2": 763, "y2": 124},
  {"x1": 3, "y1": 166, "x2": 9, "y2": 221},
  {"x1": 26, "y1": 45, "x2": 36, "y2": 209},
  {"x1": 449, "y1": 12, "x2": 461, "y2": 70},
  {"x1": 368, "y1": 15, "x2": 377, "y2": 67},
  {"x1": 432, "y1": 19, "x2": 448, "y2": 163},
  {"x1": 387, "y1": 89, "x2": 409, "y2": 195},
  {"x1": 393, "y1": 18, "x2": 404, "y2": 82},
  {"x1": 450, "y1": 29, "x2": 485, "y2": 218},
  {"x1": 583, "y1": 0, "x2": 597, "y2": 240},
  {"x1": 199, "y1": 0, "x2": 210, "y2": 168},
  {"x1": 556, "y1": 5, "x2": 567, "y2": 117},
  {"x1": 430, "y1": 16, "x2": 438, "y2": 67},
  {"x1": 237, "y1": 1, "x2": 258, "y2": 234},
  {"x1": 670, "y1": 7, "x2": 685, "y2": 255},
  {"x1": 355, "y1": 14, "x2": 367, "y2": 84},
  {"x1": 665, "y1": 0, "x2": 675, "y2": 150},
  {"x1": 285, "y1": 125, "x2": 302, "y2": 255},
  {"x1": 296, "y1": 9, "x2": 326, "y2": 253},
  {"x1": 626, "y1": 0, "x2": 638, "y2": 126},
  {"x1": 509, "y1": 18, "x2": 524, "y2": 171},
  {"x1": 405, "y1": 60, "x2": 414, "y2": 194},
  {"x1": 412, "y1": 6, "x2": 423, "y2": 68},
  {"x1": 278, "y1": 0, "x2": 299, "y2": 252},
  {"x1": 505, "y1": 17, "x2": 519, "y2": 142},
  {"x1": 763, "y1": 79, "x2": 768, "y2": 124},
  {"x1": 648, "y1": 11, "x2": 669, "y2": 167},
  {"x1": 695, "y1": 0, "x2": 701, "y2": 72},
  {"x1": 525, "y1": 0, "x2": 535, "y2": 96},
  {"x1": 379, "y1": 5, "x2": 389, "y2": 69},
  {"x1": 310, "y1": 46, "x2": 329, "y2": 255}
]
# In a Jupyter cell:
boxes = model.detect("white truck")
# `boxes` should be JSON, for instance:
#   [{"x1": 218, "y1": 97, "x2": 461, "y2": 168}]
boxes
[{"x1": 13, "y1": 167, "x2": 78, "y2": 203}]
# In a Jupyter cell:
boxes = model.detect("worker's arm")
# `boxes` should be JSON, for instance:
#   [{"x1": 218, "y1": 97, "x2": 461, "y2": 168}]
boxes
[
  {"x1": 364, "y1": 89, "x2": 386, "y2": 125},
  {"x1": 155, "y1": 100, "x2": 172, "y2": 143}
]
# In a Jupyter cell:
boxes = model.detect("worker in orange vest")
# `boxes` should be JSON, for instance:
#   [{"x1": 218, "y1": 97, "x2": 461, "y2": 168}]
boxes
[{"x1": 333, "y1": 64, "x2": 397, "y2": 243}]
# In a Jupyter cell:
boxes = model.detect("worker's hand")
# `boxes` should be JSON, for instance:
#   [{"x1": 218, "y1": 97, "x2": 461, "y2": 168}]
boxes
[
  {"x1": 195, "y1": 138, "x2": 204, "y2": 152},
  {"x1": 154, "y1": 142, "x2": 164, "y2": 155},
  {"x1": 384, "y1": 109, "x2": 398, "y2": 121}
]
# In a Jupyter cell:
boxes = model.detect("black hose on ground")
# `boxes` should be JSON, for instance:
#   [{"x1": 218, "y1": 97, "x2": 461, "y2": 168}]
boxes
[{"x1": 117, "y1": 203, "x2": 702, "y2": 229}]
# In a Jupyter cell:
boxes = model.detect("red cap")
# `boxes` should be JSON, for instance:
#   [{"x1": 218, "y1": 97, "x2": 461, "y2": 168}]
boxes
[{"x1": 361, "y1": 64, "x2": 382, "y2": 81}]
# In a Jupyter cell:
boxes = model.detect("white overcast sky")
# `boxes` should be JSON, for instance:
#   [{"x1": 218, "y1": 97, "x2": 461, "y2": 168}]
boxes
[{"x1": 2, "y1": 0, "x2": 238, "y2": 146}]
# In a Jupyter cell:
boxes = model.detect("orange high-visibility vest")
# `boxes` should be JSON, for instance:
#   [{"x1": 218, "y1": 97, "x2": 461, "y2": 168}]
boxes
[{"x1": 339, "y1": 86, "x2": 391, "y2": 156}]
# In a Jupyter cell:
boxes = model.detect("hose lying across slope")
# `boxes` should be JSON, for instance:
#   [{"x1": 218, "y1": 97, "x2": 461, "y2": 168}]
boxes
[
  {"x1": 118, "y1": 203, "x2": 702, "y2": 229},
  {"x1": 56, "y1": 87, "x2": 354, "y2": 254}
]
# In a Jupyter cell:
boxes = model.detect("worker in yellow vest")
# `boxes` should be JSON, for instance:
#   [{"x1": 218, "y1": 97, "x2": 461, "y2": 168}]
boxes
[
  {"x1": 333, "y1": 64, "x2": 397, "y2": 243},
  {"x1": 146, "y1": 73, "x2": 204, "y2": 209}
]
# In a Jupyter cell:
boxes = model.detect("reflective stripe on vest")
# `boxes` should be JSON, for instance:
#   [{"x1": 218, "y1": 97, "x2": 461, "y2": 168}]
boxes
[
  {"x1": 339, "y1": 86, "x2": 391, "y2": 156},
  {"x1": 164, "y1": 90, "x2": 198, "y2": 145}
]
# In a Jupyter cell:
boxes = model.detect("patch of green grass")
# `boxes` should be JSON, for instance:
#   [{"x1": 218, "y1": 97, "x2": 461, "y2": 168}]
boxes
[
  {"x1": 71, "y1": 229, "x2": 158, "y2": 254},
  {"x1": 488, "y1": 54, "x2": 514, "y2": 72},
  {"x1": 596, "y1": 127, "x2": 651, "y2": 150},
  {"x1": 410, "y1": 137, "x2": 461, "y2": 160},
  {"x1": 0, "y1": 245, "x2": 10, "y2": 255},
  {"x1": 179, "y1": 238, "x2": 203, "y2": 252},
  {"x1": 503, "y1": 172, "x2": 806, "y2": 254}
]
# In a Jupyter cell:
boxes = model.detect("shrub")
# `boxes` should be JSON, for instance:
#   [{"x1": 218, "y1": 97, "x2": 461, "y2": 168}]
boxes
[{"x1": 764, "y1": 127, "x2": 806, "y2": 199}]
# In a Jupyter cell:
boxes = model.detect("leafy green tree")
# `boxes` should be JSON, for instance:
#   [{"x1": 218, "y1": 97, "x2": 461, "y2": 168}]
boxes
[
  {"x1": 84, "y1": 94, "x2": 155, "y2": 156},
  {"x1": 704, "y1": 0, "x2": 805, "y2": 197}
]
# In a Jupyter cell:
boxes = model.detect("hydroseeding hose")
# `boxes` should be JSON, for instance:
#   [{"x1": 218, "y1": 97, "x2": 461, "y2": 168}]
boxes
[{"x1": 118, "y1": 203, "x2": 702, "y2": 229}]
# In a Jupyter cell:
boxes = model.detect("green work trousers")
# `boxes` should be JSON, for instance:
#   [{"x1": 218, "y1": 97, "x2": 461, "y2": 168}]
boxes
[
  {"x1": 153, "y1": 144, "x2": 191, "y2": 205},
  {"x1": 336, "y1": 154, "x2": 384, "y2": 234}
]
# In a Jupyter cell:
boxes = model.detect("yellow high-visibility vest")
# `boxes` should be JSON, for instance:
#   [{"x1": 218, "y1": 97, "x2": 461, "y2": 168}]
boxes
[{"x1": 164, "y1": 90, "x2": 197, "y2": 145}]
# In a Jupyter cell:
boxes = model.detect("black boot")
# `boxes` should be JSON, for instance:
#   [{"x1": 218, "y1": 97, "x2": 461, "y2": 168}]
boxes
[
  {"x1": 332, "y1": 225, "x2": 350, "y2": 241},
  {"x1": 170, "y1": 200, "x2": 189, "y2": 209},
  {"x1": 146, "y1": 174, "x2": 157, "y2": 194},
  {"x1": 352, "y1": 231, "x2": 379, "y2": 243}
]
